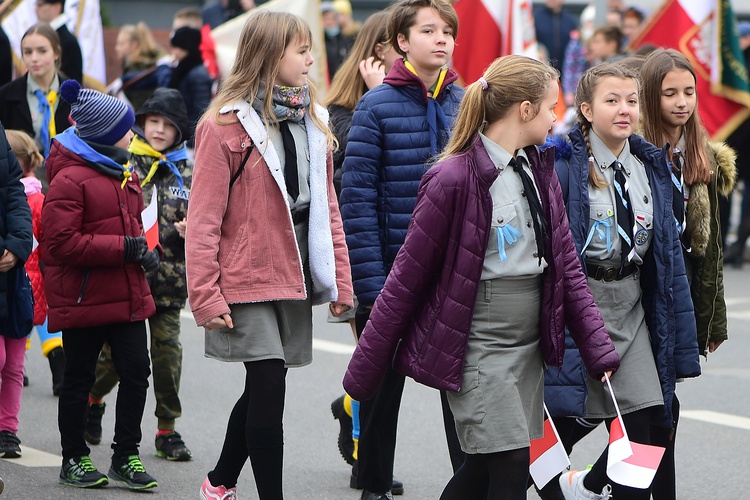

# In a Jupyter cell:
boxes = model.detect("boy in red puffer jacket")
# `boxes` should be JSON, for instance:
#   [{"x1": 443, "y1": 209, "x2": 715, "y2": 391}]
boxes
[{"x1": 42, "y1": 80, "x2": 159, "y2": 490}]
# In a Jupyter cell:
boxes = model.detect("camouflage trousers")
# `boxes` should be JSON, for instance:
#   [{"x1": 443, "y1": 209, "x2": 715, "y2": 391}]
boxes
[{"x1": 89, "y1": 308, "x2": 183, "y2": 430}]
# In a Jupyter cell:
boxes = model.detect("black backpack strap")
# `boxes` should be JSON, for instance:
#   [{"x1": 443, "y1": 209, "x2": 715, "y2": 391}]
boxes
[{"x1": 229, "y1": 144, "x2": 254, "y2": 188}]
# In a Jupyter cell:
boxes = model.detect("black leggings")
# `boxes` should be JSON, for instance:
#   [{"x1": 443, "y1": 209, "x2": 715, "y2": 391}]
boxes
[
  {"x1": 208, "y1": 359, "x2": 287, "y2": 499},
  {"x1": 439, "y1": 448, "x2": 530, "y2": 500}
]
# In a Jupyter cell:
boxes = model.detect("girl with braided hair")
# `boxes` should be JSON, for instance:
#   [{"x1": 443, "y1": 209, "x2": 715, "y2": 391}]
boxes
[{"x1": 544, "y1": 62, "x2": 700, "y2": 500}]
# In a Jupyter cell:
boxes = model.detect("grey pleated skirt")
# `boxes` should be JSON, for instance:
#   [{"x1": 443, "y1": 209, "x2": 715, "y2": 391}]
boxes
[
  {"x1": 584, "y1": 271, "x2": 663, "y2": 418},
  {"x1": 447, "y1": 276, "x2": 545, "y2": 454},
  {"x1": 204, "y1": 217, "x2": 313, "y2": 368}
]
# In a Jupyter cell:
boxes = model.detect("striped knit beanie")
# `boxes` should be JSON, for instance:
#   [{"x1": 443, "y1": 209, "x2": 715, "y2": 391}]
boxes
[{"x1": 59, "y1": 80, "x2": 135, "y2": 146}]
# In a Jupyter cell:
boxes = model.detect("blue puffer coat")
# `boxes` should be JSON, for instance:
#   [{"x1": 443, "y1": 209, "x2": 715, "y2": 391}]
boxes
[
  {"x1": 546, "y1": 127, "x2": 700, "y2": 427},
  {"x1": 340, "y1": 59, "x2": 464, "y2": 305}
]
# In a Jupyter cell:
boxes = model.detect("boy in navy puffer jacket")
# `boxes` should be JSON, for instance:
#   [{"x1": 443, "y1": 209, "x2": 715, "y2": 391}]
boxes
[{"x1": 339, "y1": 0, "x2": 465, "y2": 497}]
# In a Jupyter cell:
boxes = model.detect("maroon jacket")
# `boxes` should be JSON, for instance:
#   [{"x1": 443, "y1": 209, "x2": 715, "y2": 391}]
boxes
[
  {"x1": 344, "y1": 136, "x2": 620, "y2": 400},
  {"x1": 41, "y1": 139, "x2": 155, "y2": 331}
]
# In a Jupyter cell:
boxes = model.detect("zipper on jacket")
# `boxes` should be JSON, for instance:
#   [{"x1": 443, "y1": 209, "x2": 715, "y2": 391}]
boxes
[{"x1": 77, "y1": 269, "x2": 91, "y2": 304}]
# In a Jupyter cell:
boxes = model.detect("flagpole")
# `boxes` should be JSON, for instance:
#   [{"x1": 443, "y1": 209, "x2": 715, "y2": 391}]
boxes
[{"x1": 604, "y1": 373, "x2": 629, "y2": 441}]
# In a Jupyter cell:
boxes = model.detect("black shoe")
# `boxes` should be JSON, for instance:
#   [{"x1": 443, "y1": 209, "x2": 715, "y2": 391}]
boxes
[
  {"x1": 22, "y1": 374, "x2": 28, "y2": 387},
  {"x1": 350, "y1": 471, "x2": 404, "y2": 496},
  {"x1": 48, "y1": 347, "x2": 66, "y2": 396},
  {"x1": 155, "y1": 431, "x2": 192, "y2": 461},
  {"x1": 59, "y1": 456, "x2": 109, "y2": 488},
  {"x1": 0, "y1": 431, "x2": 21, "y2": 458},
  {"x1": 361, "y1": 491, "x2": 394, "y2": 500},
  {"x1": 331, "y1": 394, "x2": 355, "y2": 465},
  {"x1": 108, "y1": 454, "x2": 158, "y2": 490},
  {"x1": 84, "y1": 402, "x2": 105, "y2": 445}
]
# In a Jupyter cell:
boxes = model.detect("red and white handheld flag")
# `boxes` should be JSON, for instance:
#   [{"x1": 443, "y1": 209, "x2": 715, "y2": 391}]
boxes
[
  {"x1": 452, "y1": 0, "x2": 538, "y2": 85},
  {"x1": 604, "y1": 374, "x2": 665, "y2": 489},
  {"x1": 529, "y1": 404, "x2": 570, "y2": 488},
  {"x1": 141, "y1": 189, "x2": 159, "y2": 251}
]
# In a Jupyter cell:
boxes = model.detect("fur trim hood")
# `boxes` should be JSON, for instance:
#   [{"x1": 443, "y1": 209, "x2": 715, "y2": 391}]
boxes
[
  {"x1": 707, "y1": 141, "x2": 737, "y2": 197},
  {"x1": 685, "y1": 141, "x2": 737, "y2": 257}
]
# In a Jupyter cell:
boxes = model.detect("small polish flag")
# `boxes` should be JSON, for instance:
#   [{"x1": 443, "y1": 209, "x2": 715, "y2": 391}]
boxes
[
  {"x1": 141, "y1": 189, "x2": 159, "y2": 251},
  {"x1": 604, "y1": 374, "x2": 665, "y2": 489},
  {"x1": 529, "y1": 404, "x2": 570, "y2": 488}
]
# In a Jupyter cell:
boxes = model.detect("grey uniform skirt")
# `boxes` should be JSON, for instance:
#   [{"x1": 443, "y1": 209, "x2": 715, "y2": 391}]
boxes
[
  {"x1": 447, "y1": 277, "x2": 545, "y2": 454},
  {"x1": 584, "y1": 271, "x2": 663, "y2": 418},
  {"x1": 204, "y1": 218, "x2": 314, "y2": 368}
]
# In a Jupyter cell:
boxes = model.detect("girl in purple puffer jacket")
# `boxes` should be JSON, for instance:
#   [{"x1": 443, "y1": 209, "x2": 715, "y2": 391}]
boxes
[{"x1": 344, "y1": 55, "x2": 620, "y2": 499}]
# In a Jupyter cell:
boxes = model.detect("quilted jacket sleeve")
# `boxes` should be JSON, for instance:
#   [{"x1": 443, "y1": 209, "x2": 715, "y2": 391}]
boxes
[
  {"x1": 340, "y1": 104, "x2": 387, "y2": 306},
  {"x1": 343, "y1": 168, "x2": 455, "y2": 400}
]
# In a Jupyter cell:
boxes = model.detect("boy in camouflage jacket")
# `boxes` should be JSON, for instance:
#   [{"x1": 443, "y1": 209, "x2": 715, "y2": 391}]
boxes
[{"x1": 85, "y1": 88, "x2": 194, "y2": 461}]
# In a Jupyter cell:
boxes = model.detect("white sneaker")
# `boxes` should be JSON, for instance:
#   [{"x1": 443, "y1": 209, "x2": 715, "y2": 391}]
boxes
[{"x1": 559, "y1": 470, "x2": 612, "y2": 500}]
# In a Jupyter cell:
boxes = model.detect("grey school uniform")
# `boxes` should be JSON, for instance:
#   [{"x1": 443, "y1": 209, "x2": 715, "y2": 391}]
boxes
[
  {"x1": 582, "y1": 132, "x2": 663, "y2": 418},
  {"x1": 447, "y1": 136, "x2": 546, "y2": 454},
  {"x1": 205, "y1": 120, "x2": 315, "y2": 368}
]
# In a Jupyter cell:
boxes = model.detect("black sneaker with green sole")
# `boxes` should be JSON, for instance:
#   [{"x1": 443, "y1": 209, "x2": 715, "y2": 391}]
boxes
[
  {"x1": 59, "y1": 456, "x2": 109, "y2": 488},
  {"x1": 155, "y1": 431, "x2": 192, "y2": 461},
  {"x1": 108, "y1": 455, "x2": 158, "y2": 490}
]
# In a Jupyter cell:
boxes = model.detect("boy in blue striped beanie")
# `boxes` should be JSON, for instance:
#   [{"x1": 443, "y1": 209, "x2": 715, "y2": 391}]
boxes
[{"x1": 41, "y1": 79, "x2": 160, "y2": 490}]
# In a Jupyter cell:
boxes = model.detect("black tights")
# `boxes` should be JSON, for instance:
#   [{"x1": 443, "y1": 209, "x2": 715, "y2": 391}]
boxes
[
  {"x1": 208, "y1": 359, "x2": 287, "y2": 499},
  {"x1": 440, "y1": 448, "x2": 530, "y2": 500}
]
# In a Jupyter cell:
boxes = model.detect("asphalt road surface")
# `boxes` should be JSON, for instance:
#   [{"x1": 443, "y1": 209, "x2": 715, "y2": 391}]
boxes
[{"x1": 2, "y1": 264, "x2": 749, "y2": 499}]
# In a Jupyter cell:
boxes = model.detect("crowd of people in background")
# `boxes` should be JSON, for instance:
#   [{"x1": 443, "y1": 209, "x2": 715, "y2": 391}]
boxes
[{"x1": 0, "y1": 0, "x2": 748, "y2": 498}]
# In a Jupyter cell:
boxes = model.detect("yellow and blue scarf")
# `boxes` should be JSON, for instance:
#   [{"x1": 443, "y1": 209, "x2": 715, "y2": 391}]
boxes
[{"x1": 128, "y1": 135, "x2": 187, "y2": 191}]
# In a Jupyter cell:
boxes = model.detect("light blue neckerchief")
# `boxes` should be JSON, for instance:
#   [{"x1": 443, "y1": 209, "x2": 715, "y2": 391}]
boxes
[
  {"x1": 496, "y1": 225, "x2": 522, "y2": 261},
  {"x1": 581, "y1": 216, "x2": 614, "y2": 256}
]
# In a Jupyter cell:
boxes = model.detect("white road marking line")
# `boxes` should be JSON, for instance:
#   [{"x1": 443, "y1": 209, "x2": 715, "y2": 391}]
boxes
[
  {"x1": 313, "y1": 338, "x2": 355, "y2": 355},
  {"x1": 682, "y1": 410, "x2": 750, "y2": 431},
  {"x1": 2, "y1": 447, "x2": 60, "y2": 467},
  {"x1": 727, "y1": 311, "x2": 750, "y2": 320}
]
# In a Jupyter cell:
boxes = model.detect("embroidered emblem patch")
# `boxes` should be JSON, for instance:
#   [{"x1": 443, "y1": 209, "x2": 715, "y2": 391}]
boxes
[{"x1": 635, "y1": 228, "x2": 649, "y2": 246}]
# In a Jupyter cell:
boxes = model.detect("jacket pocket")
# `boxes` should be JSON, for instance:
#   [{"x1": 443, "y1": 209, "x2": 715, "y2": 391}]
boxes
[
  {"x1": 447, "y1": 366, "x2": 486, "y2": 425},
  {"x1": 77, "y1": 269, "x2": 91, "y2": 304}
]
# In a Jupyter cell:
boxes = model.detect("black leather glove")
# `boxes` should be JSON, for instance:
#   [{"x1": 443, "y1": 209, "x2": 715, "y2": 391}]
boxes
[
  {"x1": 124, "y1": 236, "x2": 148, "y2": 262},
  {"x1": 140, "y1": 248, "x2": 160, "y2": 273}
]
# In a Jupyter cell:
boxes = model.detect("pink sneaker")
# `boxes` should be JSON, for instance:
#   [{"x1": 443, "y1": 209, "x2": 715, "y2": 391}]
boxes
[{"x1": 200, "y1": 476, "x2": 237, "y2": 499}]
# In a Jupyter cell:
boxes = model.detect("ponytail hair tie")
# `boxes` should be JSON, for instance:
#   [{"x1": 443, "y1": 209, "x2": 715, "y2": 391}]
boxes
[{"x1": 477, "y1": 77, "x2": 488, "y2": 90}]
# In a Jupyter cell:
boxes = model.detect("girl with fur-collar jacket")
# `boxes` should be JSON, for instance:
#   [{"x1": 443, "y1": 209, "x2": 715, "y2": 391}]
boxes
[
  {"x1": 641, "y1": 49, "x2": 737, "y2": 358},
  {"x1": 639, "y1": 48, "x2": 737, "y2": 500}
]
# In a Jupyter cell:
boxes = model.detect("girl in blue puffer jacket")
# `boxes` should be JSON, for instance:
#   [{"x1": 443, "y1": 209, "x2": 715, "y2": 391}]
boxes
[{"x1": 548, "y1": 63, "x2": 700, "y2": 500}]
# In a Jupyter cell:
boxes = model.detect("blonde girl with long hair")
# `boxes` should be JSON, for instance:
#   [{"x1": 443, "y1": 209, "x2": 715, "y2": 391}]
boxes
[
  {"x1": 186, "y1": 10, "x2": 353, "y2": 499},
  {"x1": 343, "y1": 55, "x2": 619, "y2": 500}
]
